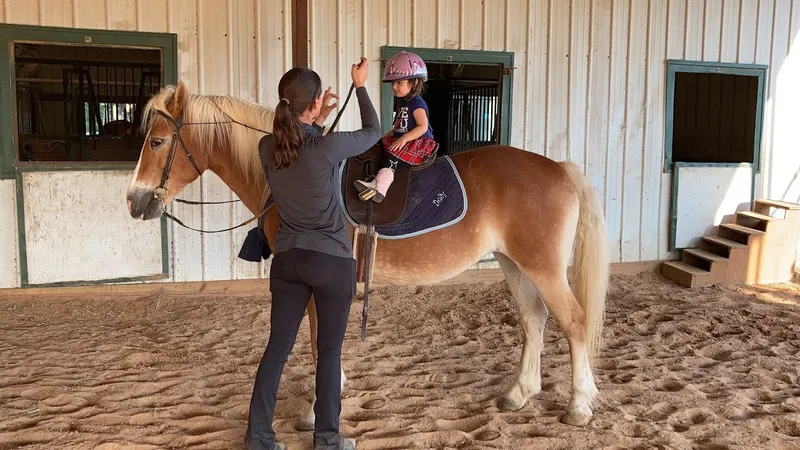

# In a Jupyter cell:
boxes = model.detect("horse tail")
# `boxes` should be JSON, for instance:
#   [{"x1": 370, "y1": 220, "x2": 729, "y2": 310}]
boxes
[{"x1": 559, "y1": 161, "x2": 609, "y2": 364}]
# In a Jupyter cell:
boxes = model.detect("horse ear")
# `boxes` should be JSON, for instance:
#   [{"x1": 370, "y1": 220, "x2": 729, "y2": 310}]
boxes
[{"x1": 166, "y1": 81, "x2": 189, "y2": 117}]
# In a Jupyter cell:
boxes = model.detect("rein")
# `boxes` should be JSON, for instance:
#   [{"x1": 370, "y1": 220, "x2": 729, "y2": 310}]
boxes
[{"x1": 153, "y1": 87, "x2": 355, "y2": 234}]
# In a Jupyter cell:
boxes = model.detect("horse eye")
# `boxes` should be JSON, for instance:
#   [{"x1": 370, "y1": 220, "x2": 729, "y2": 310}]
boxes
[{"x1": 150, "y1": 138, "x2": 164, "y2": 148}]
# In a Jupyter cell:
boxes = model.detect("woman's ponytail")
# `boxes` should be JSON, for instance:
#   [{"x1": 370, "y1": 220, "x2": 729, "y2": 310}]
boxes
[
  {"x1": 272, "y1": 99, "x2": 302, "y2": 169},
  {"x1": 272, "y1": 68, "x2": 323, "y2": 170}
]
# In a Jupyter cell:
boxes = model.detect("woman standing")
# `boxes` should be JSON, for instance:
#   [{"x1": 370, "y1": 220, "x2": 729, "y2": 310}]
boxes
[{"x1": 245, "y1": 58, "x2": 378, "y2": 450}]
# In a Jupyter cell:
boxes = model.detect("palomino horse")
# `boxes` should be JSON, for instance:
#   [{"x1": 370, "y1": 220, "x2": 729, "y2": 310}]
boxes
[{"x1": 126, "y1": 81, "x2": 610, "y2": 428}]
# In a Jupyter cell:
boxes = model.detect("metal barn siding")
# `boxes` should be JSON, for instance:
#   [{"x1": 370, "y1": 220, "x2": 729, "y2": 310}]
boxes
[
  {"x1": 0, "y1": 0, "x2": 798, "y2": 288},
  {"x1": 307, "y1": 0, "x2": 800, "y2": 264},
  {"x1": 0, "y1": 0, "x2": 292, "y2": 286}
]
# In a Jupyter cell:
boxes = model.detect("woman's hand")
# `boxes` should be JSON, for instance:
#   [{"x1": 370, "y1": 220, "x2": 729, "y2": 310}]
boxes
[
  {"x1": 314, "y1": 87, "x2": 339, "y2": 126},
  {"x1": 351, "y1": 57, "x2": 369, "y2": 88}
]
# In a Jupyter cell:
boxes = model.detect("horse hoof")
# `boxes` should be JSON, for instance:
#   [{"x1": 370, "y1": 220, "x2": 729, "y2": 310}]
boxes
[
  {"x1": 561, "y1": 411, "x2": 592, "y2": 427},
  {"x1": 297, "y1": 405, "x2": 315, "y2": 431},
  {"x1": 296, "y1": 416, "x2": 314, "y2": 431},
  {"x1": 497, "y1": 395, "x2": 525, "y2": 411}
]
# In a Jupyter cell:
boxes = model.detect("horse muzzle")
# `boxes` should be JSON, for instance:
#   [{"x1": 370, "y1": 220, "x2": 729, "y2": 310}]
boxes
[{"x1": 127, "y1": 187, "x2": 165, "y2": 220}]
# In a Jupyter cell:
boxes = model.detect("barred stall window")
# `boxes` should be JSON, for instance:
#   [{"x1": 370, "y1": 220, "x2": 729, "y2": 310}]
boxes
[
  {"x1": 84, "y1": 103, "x2": 137, "y2": 136},
  {"x1": 447, "y1": 85, "x2": 499, "y2": 154},
  {"x1": 402, "y1": 62, "x2": 503, "y2": 156},
  {"x1": 14, "y1": 43, "x2": 162, "y2": 163}
]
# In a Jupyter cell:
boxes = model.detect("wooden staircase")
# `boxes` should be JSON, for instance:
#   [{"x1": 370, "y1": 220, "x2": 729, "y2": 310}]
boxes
[{"x1": 661, "y1": 199, "x2": 800, "y2": 287}]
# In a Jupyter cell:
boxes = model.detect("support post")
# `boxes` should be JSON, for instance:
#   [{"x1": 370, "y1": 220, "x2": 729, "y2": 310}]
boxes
[{"x1": 292, "y1": 0, "x2": 309, "y2": 68}]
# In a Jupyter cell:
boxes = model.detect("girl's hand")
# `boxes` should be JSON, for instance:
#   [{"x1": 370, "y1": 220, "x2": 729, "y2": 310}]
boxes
[
  {"x1": 388, "y1": 136, "x2": 408, "y2": 152},
  {"x1": 315, "y1": 87, "x2": 339, "y2": 125}
]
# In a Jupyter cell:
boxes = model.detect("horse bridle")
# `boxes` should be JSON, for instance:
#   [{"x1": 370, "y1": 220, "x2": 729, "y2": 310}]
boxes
[
  {"x1": 150, "y1": 83, "x2": 356, "y2": 234},
  {"x1": 149, "y1": 108, "x2": 267, "y2": 234},
  {"x1": 153, "y1": 110, "x2": 197, "y2": 201}
]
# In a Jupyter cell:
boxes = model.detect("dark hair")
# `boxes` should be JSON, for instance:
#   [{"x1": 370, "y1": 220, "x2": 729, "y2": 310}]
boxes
[
  {"x1": 404, "y1": 78, "x2": 425, "y2": 101},
  {"x1": 273, "y1": 68, "x2": 322, "y2": 170}
]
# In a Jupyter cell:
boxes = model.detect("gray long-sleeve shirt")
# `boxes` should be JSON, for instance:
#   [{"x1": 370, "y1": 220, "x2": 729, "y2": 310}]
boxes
[{"x1": 259, "y1": 86, "x2": 381, "y2": 259}]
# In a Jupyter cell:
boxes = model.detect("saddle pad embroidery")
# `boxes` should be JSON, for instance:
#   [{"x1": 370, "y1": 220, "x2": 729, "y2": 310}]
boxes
[{"x1": 338, "y1": 156, "x2": 468, "y2": 240}]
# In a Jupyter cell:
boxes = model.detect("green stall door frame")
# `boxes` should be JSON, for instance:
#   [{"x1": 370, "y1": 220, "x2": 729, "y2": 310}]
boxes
[
  {"x1": 0, "y1": 24, "x2": 178, "y2": 287},
  {"x1": 663, "y1": 59, "x2": 768, "y2": 174},
  {"x1": 379, "y1": 46, "x2": 514, "y2": 147},
  {"x1": 0, "y1": 23, "x2": 178, "y2": 179}
]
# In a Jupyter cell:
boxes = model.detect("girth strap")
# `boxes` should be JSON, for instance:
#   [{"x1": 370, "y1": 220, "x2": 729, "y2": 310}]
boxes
[{"x1": 361, "y1": 200, "x2": 374, "y2": 342}]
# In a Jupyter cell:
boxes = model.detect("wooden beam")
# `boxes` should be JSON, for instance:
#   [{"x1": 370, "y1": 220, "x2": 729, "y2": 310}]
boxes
[
  {"x1": 0, "y1": 261, "x2": 670, "y2": 300},
  {"x1": 292, "y1": 0, "x2": 309, "y2": 68}
]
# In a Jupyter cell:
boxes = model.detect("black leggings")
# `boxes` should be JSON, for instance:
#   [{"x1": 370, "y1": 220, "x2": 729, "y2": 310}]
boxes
[{"x1": 245, "y1": 248, "x2": 356, "y2": 449}]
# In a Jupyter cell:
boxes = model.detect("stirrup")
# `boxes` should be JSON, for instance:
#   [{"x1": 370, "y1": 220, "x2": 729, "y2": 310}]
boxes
[{"x1": 359, "y1": 187, "x2": 384, "y2": 203}]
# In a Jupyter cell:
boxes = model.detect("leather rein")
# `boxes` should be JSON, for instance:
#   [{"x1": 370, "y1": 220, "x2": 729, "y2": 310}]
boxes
[{"x1": 152, "y1": 83, "x2": 355, "y2": 234}]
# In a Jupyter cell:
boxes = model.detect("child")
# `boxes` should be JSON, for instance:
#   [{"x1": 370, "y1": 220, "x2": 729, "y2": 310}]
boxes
[{"x1": 355, "y1": 51, "x2": 437, "y2": 203}]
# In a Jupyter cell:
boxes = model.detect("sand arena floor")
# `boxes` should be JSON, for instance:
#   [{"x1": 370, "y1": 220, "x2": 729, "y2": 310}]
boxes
[{"x1": 1, "y1": 272, "x2": 800, "y2": 449}]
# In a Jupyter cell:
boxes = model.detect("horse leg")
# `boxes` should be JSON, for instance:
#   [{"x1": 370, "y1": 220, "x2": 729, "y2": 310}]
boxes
[
  {"x1": 494, "y1": 253, "x2": 549, "y2": 411},
  {"x1": 523, "y1": 267, "x2": 598, "y2": 426},
  {"x1": 299, "y1": 299, "x2": 319, "y2": 430},
  {"x1": 300, "y1": 296, "x2": 349, "y2": 431}
]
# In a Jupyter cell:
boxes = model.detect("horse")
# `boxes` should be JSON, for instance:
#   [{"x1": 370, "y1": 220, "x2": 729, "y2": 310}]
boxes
[
  {"x1": 101, "y1": 119, "x2": 134, "y2": 137},
  {"x1": 125, "y1": 81, "x2": 610, "y2": 429}
]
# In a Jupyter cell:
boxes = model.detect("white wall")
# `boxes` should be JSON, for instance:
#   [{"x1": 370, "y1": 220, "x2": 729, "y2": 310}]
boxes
[
  {"x1": 308, "y1": 0, "x2": 800, "y2": 264},
  {"x1": 20, "y1": 170, "x2": 163, "y2": 285},
  {"x1": 768, "y1": 2, "x2": 800, "y2": 203}
]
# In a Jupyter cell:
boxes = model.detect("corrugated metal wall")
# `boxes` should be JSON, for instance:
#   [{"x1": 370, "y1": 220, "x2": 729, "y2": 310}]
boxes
[
  {"x1": 310, "y1": 0, "x2": 800, "y2": 265},
  {"x1": 0, "y1": 0, "x2": 798, "y2": 287},
  {"x1": 0, "y1": 0, "x2": 292, "y2": 284}
]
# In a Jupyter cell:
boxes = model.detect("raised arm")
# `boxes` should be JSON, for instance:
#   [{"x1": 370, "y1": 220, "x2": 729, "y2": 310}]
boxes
[
  {"x1": 319, "y1": 57, "x2": 382, "y2": 164},
  {"x1": 319, "y1": 86, "x2": 381, "y2": 163}
]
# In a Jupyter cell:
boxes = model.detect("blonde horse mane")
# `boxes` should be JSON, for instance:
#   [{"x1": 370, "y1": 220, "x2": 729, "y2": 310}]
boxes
[{"x1": 141, "y1": 85, "x2": 274, "y2": 202}]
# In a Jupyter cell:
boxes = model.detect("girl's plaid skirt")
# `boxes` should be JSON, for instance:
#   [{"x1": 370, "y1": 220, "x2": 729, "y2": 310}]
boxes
[{"x1": 381, "y1": 134, "x2": 437, "y2": 165}]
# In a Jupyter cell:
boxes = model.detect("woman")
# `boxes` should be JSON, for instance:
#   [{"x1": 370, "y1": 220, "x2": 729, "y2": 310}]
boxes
[{"x1": 245, "y1": 57, "x2": 378, "y2": 450}]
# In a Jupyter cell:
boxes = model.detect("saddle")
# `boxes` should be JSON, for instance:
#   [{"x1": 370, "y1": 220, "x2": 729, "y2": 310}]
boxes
[
  {"x1": 343, "y1": 142, "x2": 438, "y2": 316},
  {"x1": 343, "y1": 142, "x2": 437, "y2": 227}
]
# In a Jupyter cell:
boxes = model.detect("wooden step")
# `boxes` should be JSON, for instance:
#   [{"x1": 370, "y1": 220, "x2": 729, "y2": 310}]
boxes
[
  {"x1": 661, "y1": 261, "x2": 712, "y2": 288},
  {"x1": 719, "y1": 223, "x2": 765, "y2": 236},
  {"x1": 684, "y1": 248, "x2": 727, "y2": 262},
  {"x1": 755, "y1": 199, "x2": 800, "y2": 210},
  {"x1": 718, "y1": 223, "x2": 766, "y2": 245},
  {"x1": 701, "y1": 235, "x2": 747, "y2": 250},
  {"x1": 737, "y1": 211, "x2": 776, "y2": 222}
]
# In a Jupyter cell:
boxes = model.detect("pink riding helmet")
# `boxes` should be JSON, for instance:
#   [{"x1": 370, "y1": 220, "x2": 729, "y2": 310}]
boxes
[{"x1": 382, "y1": 51, "x2": 428, "y2": 82}]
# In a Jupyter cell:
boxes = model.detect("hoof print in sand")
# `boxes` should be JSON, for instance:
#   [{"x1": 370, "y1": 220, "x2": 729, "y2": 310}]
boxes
[
  {"x1": 473, "y1": 429, "x2": 501, "y2": 441},
  {"x1": 360, "y1": 397, "x2": 386, "y2": 410}
]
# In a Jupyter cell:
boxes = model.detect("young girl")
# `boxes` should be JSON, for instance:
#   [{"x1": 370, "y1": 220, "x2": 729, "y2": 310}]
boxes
[{"x1": 355, "y1": 50, "x2": 437, "y2": 203}]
